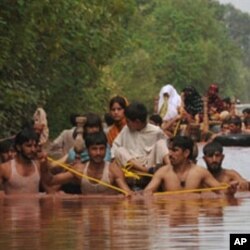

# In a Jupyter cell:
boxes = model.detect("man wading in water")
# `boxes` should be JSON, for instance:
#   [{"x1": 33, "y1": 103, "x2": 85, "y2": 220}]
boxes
[
  {"x1": 144, "y1": 136, "x2": 237, "y2": 196},
  {"x1": 0, "y1": 127, "x2": 48, "y2": 195},
  {"x1": 203, "y1": 141, "x2": 249, "y2": 191},
  {"x1": 44, "y1": 131, "x2": 133, "y2": 196}
]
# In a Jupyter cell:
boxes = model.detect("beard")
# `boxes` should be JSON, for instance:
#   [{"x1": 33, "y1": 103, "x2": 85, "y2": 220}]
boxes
[
  {"x1": 19, "y1": 150, "x2": 36, "y2": 161},
  {"x1": 207, "y1": 162, "x2": 222, "y2": 175}
]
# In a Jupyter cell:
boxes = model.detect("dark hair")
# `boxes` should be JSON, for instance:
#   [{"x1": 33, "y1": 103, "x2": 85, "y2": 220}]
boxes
[
  {"x1": 85, "y1": 131, "x2": 107, "y2": 148},
  {"x1": 242, "y1": 108, "x2": 250, "y2": 115},
  {"x1": 149, "y1": 114, "x2": 163, "y2": 126},
  {"x1": 125, "y1": 101, "x2": 148, "y2": 123},
  {"x1": 109, "y1": 96, "x2": 127, "y2": 110},
  {"x1": 168, "y1": 136, "x2": 194, "y2": 159},
  {"x1": 203, "y1": 141, "x2": 223, "y2": 156},
  {"x1": 228, "y1": 115, "x2": 242, "y2": 128},
  {"x1": 70, "y1": 113, "x2": 80, "y2": 127},
  {"x1": 222, "y1": 97, "x2": 231, "y2": 105},
  {"x1": 15, "y1": 127, "x2": 39, "y2": 148},
  {"x1": 84, "y1": 113, "x2": 103, "y2": 130},
  {"x1": 0, "y1": 138, "x2": 14, "y2": 153},
  {"x1": 243, "y1": 117, "x2": 250, "y2": 126},
  {"x1": 191, "y1": 142, "x2": 198, "y2": 163},
  {"x1": 104, "y1": 112, "x2": 114, "y2": 126}
]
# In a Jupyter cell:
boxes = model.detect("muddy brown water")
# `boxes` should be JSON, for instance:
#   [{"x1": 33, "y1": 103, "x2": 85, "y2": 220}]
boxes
[{"x1": 0, "y1": 146, "x2": 249, "y2": 250}]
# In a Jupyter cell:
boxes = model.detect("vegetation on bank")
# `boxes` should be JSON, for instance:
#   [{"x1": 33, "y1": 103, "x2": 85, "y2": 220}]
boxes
[{"x1": 1, "y1": 0, "x2": 250, "y2": 138}]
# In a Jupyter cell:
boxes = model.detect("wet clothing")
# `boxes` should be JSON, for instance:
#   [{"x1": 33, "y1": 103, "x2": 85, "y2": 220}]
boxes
[
  {"x1": 3, "y1": 159, "x2": 40, "y2": 194},
  {"x1": 80, "y1": 161, "x2": 116, "y2": 194}
]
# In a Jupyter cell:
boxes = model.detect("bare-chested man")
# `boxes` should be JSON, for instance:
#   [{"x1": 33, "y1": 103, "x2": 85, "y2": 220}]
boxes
[
  {"x1": 203, "y1": 141, "x2": 249, "y2": 191},
  {"x1": 0, "y1": 127, "x2": 47, "y2": 195},
  {"x1": 44, "y1": 131, "x2": 133, "y2": 196},
  {"x1": 144, "y1": 136, "x2": 236, "y2": 196}
]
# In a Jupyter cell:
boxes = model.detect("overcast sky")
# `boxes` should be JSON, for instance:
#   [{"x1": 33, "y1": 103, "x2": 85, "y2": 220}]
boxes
[{"x1": 218, "y1": 0, "x2": 250, "y2": 13}]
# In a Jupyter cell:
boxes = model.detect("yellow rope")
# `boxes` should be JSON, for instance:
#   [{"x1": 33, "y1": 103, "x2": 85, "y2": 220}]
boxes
[
  {"x1": 134, "y1": 171, "x2": 153, "y2": 177},
  {"x1": 154, "y1": 183, "x2": 230, "y2": 196},
  {"x1": 122, "y1": 168, "x2": 141, "y2": 179},
  {"x1": 119, "y1": 162, "x2": 142, "y2": 179},
  {"x1": 47, "y1": 157, "x2": 129, "y2": 196},
  {"x1": 119, "y1": 161, "x2": 154, "y2": 179}
]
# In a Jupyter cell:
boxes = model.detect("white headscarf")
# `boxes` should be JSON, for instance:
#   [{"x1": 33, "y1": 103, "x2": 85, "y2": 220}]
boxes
[
  {"x1": 33, "y1": 107, "x2": 49, "y2": 145},
  {"x1": 157, "y1": 84, "x2": 181, "y2": 121}
]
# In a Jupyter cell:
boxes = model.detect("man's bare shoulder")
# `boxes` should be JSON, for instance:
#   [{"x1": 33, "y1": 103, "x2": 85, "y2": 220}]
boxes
[
  {"x1": 190, "y1": 164, "x2": 210, "y2": 174},
  {"x1": 155, "y1": 164, "x2": 172, "y2": 175},
  {"x1": 0, "y1": 161, "x2": 11, "y2": 178},
  {"x1": 223, "y1": 168, "x2": 245, "y2": 179}
]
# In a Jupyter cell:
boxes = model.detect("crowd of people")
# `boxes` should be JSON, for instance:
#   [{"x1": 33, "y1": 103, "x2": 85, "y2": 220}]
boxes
[{"x1": 0, "y1": 83, "x2": 250, "y2": 198}]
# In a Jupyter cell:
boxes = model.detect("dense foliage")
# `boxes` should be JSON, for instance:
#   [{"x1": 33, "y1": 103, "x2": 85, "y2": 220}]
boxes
[{"x1": 1, "y1": 0, "x2": 250, "y2": 138}]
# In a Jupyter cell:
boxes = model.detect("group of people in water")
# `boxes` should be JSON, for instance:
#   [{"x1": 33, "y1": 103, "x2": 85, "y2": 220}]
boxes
[{"x1": 0, "y1": 83, "x2": 250, "y2": 197}]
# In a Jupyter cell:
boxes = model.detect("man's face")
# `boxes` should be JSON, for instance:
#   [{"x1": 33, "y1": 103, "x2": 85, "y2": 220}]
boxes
[
  {"x1": 17, "y1": 140, "x2": 38, "y2": 161},
  {"x1": 168, "y1": 146, "x2": 189, "y2": 167},
  {"x1": 126, "y1": 118, "x2": 143, "y2": 131},
  {"x1": 88, "y1": 144, "x2": 106, "y2": 164},
  {"x1": 203, "y1": 151, "x2": 224, "y2": 174},
  {"x1": 229, "y1": 123, "x2": 241, "y2": 134}
]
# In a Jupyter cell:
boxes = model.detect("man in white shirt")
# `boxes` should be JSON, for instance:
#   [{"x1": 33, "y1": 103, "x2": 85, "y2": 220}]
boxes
[{"x1": 111, "y1": 101, "x2": 169, "y2": 173}]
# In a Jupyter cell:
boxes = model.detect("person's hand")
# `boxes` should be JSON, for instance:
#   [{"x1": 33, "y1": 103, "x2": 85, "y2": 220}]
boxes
[
  {"x1": 226, "y1": 181, "x2": 239, "y2": 196},
  {"x1": 238, "y1": 181, "x2": 249, "y2": 191},
  {"x1": 143, "y1": 189, "x2": 154, "y2": 197}
]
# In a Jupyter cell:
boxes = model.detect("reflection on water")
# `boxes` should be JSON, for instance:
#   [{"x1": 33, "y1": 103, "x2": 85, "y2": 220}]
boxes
[
  {"x1": 0, "y1": 147, "x2": 250, "y2": 250},
  {"x1": 0, "y1": 194, "x2": 250, "y2": 250}
]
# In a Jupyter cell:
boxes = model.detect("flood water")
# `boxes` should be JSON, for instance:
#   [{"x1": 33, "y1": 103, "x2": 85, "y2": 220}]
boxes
[{"x1": 0, "y1": 146, "x2": 249, "y2": 250}]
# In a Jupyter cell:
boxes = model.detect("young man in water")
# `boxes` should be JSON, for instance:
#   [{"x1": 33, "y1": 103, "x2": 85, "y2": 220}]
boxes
[
  {"x1": 144, "y1": 136, "x2": 237, "y2": 195},
  {"x1": 44, "y1": 131, "x2": 133, "y2": 196},
  {"x1": 0, "y1": 127, "x2": 48, "y2": 195},
  {"x1": 203, "y1": 141, "x2": 249, "y2": 191}
]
